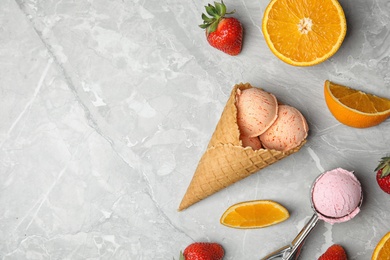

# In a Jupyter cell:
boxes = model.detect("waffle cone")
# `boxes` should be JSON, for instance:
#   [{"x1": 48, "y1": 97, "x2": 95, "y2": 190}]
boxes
[{"x1": 178, "y1": 83, "x2": 306, "y2": 211}]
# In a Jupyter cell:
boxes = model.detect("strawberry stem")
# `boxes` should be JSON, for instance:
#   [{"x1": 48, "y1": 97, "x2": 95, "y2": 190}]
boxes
[
  {"x1": 199, "y1": 0, "x2": 235, "y2": 33},
  {"x1": 375, "y1": 156, "x2": 390, "y2": 178}
]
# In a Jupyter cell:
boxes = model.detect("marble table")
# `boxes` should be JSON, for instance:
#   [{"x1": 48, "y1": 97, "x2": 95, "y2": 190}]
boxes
[{"x1": 1, "y1": 0, "x2": 390, "y2": 259}]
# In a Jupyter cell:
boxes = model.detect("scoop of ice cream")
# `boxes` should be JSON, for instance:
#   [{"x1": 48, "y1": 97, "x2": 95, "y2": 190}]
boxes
[
  {"x1": 259, "y1": 105, "x2": 308, "y2": 152},
  {"x1": 240, "y1": 135, "x2": 262, "y2": 150},
  {"x1": 311, "y1": 168, "x2": 362, "y2": 224},
  {"x1": 236, "y1": 88, "x2": 278, "y2": 137}
]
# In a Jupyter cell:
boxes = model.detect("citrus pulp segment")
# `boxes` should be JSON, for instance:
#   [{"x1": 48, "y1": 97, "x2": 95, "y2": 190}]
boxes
[
  {"x1": 372, "y1": 232, "x2": 390, "y2": 260},
  {"x1": 220, "y1": 200, "x2": 289, "y2": 229},
  {"x1": 262, "y1": 0, "x2": 347, "y2": 66},
  {"x1": 324, "y1": 80, "x2": 390, "y2": 128}
]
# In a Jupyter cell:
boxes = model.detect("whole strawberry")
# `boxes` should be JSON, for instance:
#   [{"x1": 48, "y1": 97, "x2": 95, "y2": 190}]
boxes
[
  {"x1": 318, "y1": 244, "x2": 347, "y2": 260},
  {"x1": 180, "y1": 242, "x2": 224, "y2": 260},
  {"x1": 375, "y1": 156, "x2": 390, "y2": 194},
  {"x1": 199, "y1": 1, "x2": 243, "y2": 56}
]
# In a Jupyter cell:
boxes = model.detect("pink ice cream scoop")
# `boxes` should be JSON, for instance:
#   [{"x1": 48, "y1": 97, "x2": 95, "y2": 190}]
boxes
[
  {"x1": 236, "y1": 88, "x2": 278, "y2": 138},
  {"x1": 311, "y1": 168, "x2": 362, "y2": 224},
  {"x1": 260, "y1": 105, "x2": 308, "y2": 152}
]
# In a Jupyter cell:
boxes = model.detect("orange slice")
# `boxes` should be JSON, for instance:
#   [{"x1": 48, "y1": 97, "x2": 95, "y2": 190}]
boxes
[
  {"x1": 324, "y1": 80, "x2": 390, "y2": 128},
  {"x1": 220, "y1": 200, "x2": 289, "y2": 229},
  {"x1": 372, "y1": 232, "x2": 390, "y2": 260},
  {"x1": 262, "y1": 0, "x2": 347, "y2": 66}
]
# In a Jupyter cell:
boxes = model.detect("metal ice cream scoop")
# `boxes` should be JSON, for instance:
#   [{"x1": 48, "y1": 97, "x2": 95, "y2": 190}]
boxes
[{"x1": 260, "y1": 169, "x2": 363, "y2": 260}]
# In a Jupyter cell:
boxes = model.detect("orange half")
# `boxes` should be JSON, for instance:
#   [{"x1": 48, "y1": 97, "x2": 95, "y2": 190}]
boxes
[
  {"x1": 324, "y1": 80, "x2": 390, "y2": 128},
  {"x1": 262, "y1": 0, "x2": 347, "y2": 66},
  {"x1": 220, "y1": 200, "x2": 289, "y2": 229},
  {"x1": 372, "y1": 232, "x2": 390, "y2": 260}
]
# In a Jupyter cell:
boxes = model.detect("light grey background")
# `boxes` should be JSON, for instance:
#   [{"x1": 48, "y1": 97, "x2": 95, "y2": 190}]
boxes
[{"x1": 1, "y1": 0, "x2": 389, "y2": 259}]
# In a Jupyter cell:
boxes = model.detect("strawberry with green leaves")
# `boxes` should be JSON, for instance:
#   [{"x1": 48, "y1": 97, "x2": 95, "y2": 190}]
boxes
[
  {"x1": 375, "y1": 156, "x2": 390, "y2": 194},
  {"x1": 180, "y1": 242, "x2": 224, "y2": 260},
  {"x1": 318, "y1": 244, "x2": 347, "y2": 260},
  {"x1": 199, "y1": 1, "x2": 243, "y2": 56}
]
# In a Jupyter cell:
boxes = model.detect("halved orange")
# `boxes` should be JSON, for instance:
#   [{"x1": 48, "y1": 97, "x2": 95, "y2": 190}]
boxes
[
  {"x1": 262, "y1": 0, "x2": 347, "y2": 66},
  {"x1": 220, "y1": 200, "x2": 289, "y2": 229},
  {"x1": 372, "y1": 231, "x2": 390, "y2": 260},
  {"x1": 324, "y1": 80, "x2": 390, "y2": 128}
]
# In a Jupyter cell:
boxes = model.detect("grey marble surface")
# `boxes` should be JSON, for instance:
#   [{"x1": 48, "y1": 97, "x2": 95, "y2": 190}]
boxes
[{"x1": 1, "y1": 0, "x2": 390, "y2": 259}]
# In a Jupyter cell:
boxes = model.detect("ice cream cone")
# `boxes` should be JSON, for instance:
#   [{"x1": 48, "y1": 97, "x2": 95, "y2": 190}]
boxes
[{"x1": 178, "y1": 83, "x2": 306, "y2": 211}]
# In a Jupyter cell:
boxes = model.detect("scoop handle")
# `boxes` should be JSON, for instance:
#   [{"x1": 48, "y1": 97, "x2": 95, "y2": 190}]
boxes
[
  {"x1": 284, "y1": 214, "x2": 319, "y2": 259},
  {"x1": 260, "y1": 214, "x2": 319, "y2": 260}
]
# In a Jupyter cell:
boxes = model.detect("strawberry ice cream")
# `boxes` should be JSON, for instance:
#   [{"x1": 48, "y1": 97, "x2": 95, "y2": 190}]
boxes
[
  {"x1": 311, "y1": 168, "x2": 362, "y2": 224},
  {"x1": 236, "y1": 88, "x2": 278, "y2": 138},
  {"x1": 259, "y1": 105, "x2": 308, "y2": 152},
  {"x1": 240, "y1": 135, "x2": 262, "y2": 150}
]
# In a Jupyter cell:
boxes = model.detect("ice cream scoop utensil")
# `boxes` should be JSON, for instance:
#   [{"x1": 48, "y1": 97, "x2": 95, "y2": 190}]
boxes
[{"x1": 260, "y1": 169, "x2": 362, "y2": 260}]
